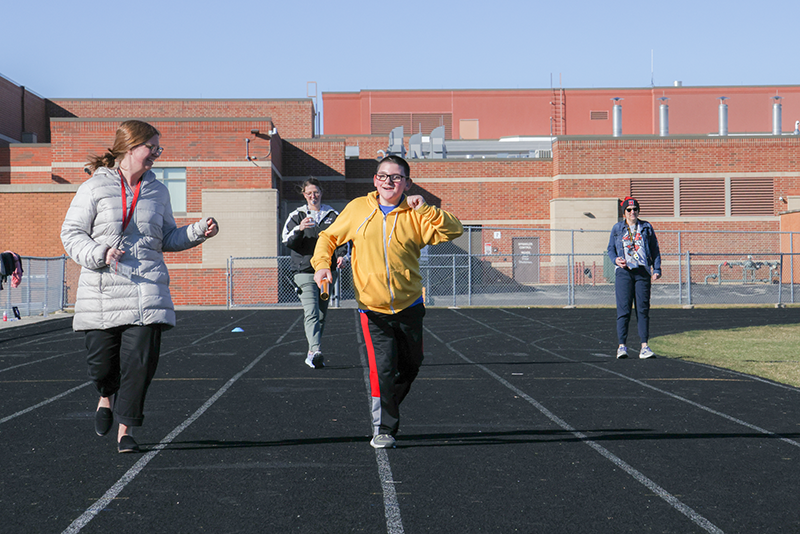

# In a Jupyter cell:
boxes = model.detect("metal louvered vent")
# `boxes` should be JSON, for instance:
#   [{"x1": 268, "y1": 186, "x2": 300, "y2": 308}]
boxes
[
  {"x1": 371, "y1": 113, "x2": 412, "y2": 135},
  {"x1": 590, "y1": 111, "x2": 609, "y2": 120},
  {"x1": 731, "y1": 177, "x2": 774, "y2": 216},
  {"x1": 411, "y1": 113, "x2": 452, "y2": 138},
  {"x1": 371, "y1": 113, "x2": 453, "y2": 138},
  {"x1": 630, "y1": 178, "x2": 674, "y2": 217},
  {"x1": 680, "y1": 178, "x2": 725, "y2": 216}
]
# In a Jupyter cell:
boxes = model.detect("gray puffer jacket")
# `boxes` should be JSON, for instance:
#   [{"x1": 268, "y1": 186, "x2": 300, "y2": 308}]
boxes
[{"x1": 61, "y1": 167, "x2": 210, "y2": 331}]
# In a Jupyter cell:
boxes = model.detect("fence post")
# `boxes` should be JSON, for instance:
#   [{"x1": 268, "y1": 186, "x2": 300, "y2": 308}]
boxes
[
  {"x1": 686, "y1": 251, "x2": 692, "y2": 306},
  {"x1": 334, "y1": 271, "x2": 341, "y2": 308},
  {"x1": 467, "y1": 228, "x2": 473, "y2": 306},
  {"x1": 452, "y1": 254, "x2": 457, "y2": 307},
  {"x1": 24, "y1": 257, "x2": 32, "y2": 314},
  {"x1": 226, "y1": 256, "x2": 232, "y2": 309},
  {"x1": 677, "y1": 232, "x2": 682, "y2": 305},
  {"x1": 778, "y1": 253, "x2": 783, "y2": 305},
  {"x1": 60, "y1": 255, "x2": 67, "y2": 310},
  {"x1": 789, "y1": 232, "x2": 794, "y2": 304},
  {"x1": 569, "y1": 230, "x2": 575, "y2": 306}
]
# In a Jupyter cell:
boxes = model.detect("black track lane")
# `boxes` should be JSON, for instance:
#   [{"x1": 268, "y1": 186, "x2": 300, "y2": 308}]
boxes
[{"x1": 1, "y1": 308, "x2": 799, "y2": 533}]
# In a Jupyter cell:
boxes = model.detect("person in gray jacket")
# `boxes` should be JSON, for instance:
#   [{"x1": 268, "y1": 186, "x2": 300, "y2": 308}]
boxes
[{"x1": 61, "y1": 120, "x2": 218, "y2": 453}]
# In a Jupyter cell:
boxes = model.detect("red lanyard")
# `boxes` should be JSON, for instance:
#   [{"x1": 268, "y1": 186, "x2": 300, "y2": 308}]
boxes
[{"x1": 120, "y1": 174, "x2": 142, "y2": 231}]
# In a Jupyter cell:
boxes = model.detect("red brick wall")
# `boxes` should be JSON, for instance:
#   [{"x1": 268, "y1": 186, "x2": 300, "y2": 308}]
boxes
[
  {"x1": 48, "y1": 99, "x2": 314, "y2": 139},
  {"x1": 0, "y1": 144, "x2": 52, "y2": 184},
  {"x1": 0, "y1": 77, "x2": 49, "y2": 143},
  {"x1": 6, "y1": 91, "x2": 800, "y2": 307},
  {"x1": 282, "y1": 139, "x2": 346, "y2": 176},
  {"x1": 0, "y1": 192, "x2": 74, "y2": 257},
  {"x1": 554, "y1": 136, "x2": 800, "y2": 176}
]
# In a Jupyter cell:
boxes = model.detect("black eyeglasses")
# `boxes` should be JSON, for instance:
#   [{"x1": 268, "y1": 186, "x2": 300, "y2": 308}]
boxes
[
  {"x1": 626, "y1": 207, "x2": 639, "y2": 212},
  {"x1": 144, "y1": 143, "x2": 164, "y2": 157},
  {"x1": 375, "y1": 173, "x2": 406, "y2": 183}
]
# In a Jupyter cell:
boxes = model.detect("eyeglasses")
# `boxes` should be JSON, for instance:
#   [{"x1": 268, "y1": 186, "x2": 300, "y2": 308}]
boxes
[
  {"x1": 626, "y1": 207, "x2": 639, "y2": 212},
  {"x1": 144, "y1": 143, "x2": 164, "y2": 157},
  {"x1": 375, "y1": 173, "x2": 407, "y2": 183}
]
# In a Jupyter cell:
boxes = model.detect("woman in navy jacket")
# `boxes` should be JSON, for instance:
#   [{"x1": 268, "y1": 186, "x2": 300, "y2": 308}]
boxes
[{"x1": 607, "y1": 197, "x2": 661, "y2": 359}]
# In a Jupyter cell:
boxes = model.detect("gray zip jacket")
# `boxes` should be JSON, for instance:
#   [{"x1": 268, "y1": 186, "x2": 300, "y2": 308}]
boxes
[{"x1": 61, "y1": 167, "x2": 210, "y2": 331}]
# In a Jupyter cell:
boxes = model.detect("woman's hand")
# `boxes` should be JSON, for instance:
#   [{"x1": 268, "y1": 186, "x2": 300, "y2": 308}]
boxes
[
  {"x1": 105, "y1": 247, "x2": 124, "y2": 266},
  {"x1": 651, "y1": 273, "x2": 661, "y2": 282},
  {"x1": 615, "y1": 256, "x2": 627, "y2": 268},
  {"x1": 298, "y1": 216, "x2": 315, "y2": 230}
]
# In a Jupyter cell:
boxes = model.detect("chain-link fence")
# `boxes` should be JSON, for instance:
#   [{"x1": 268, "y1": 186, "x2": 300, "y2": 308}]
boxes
[
  {"x1": 229, "y1": 227, "x2": 800, "y2": 309},
  {"x1": 1, "y1": 256, "x2": 68, "y2": 319}
]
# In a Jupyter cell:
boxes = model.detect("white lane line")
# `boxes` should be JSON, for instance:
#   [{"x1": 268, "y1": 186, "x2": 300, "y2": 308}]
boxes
[
  {"x1": 0, "y1": 349, "x2": 84, "y2": 373},
  {"x1": 495, "y1": 309, "x2": 800, "y2": 449},
  {"x1": 426, "y1": 320, "x2": 724, "y2": 534},
  {"x1": 353, "y1": 311, "x2": 404, "y2": 534},
  {"x1": 0, "y1": 381, "x2": 92, "y2": 425},
  {"x1": 61, "y1": 314, "x2": 301, "y2": 534},
  {"x1": 2, "y1": 313, "x2": 263, "y2": 424}
]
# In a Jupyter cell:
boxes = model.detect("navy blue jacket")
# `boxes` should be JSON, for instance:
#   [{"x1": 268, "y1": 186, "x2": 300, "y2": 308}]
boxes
[{"x1": 607, "y1": 220, "x2": 661, "y2": 276}]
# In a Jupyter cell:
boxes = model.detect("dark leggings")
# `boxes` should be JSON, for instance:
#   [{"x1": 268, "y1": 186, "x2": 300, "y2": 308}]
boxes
[{"x1": 85, "y1": 324, "x2": 163, "y2": 427}]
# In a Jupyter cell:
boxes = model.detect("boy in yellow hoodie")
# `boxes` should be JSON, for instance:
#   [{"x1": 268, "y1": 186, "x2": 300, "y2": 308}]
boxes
[{"x1": 312, "y1": 155, "x2": 463, "y2": 448}]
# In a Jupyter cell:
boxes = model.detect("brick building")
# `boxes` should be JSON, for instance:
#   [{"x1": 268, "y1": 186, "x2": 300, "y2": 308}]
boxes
[{"x1": 2, "y1": 73, "x2": 800, "y2": 305}]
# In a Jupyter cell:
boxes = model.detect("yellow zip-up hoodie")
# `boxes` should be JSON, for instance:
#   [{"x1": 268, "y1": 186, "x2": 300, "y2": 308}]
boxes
[{"x1": 311, "y1": 192, "x2": 463, "y2": 314}]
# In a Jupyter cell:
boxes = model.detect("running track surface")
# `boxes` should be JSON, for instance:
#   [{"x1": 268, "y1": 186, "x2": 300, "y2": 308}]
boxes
[{"x1": 2, "y1": 307, "x2": 800, "y2": 534}]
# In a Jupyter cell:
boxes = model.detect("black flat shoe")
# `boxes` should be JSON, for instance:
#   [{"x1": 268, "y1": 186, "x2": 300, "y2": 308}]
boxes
[
  {"x1": 118, "y1": 435, "x2": 140, "y2": 453},
  {"x1": 94, "y1": 407, "x2": 113, "y2": 436}
]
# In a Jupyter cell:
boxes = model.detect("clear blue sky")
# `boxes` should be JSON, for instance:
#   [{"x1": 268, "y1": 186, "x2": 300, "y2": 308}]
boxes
[{"x1": 4, "y1": 0, "x2": 799, "y2": 102}]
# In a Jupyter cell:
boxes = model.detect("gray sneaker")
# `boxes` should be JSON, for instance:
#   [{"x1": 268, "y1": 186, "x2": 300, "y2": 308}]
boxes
[
  {"x1": 639, "y1": 346, "x2": 655, "y2": 359},
  {"x1": 370, "y1": 434, "x2": 396, "y2": 449},
  {"x1": 305, "y1": 351, "x2": 324, "y2": 369},
  {"x1": 616, "y1": 346, "x2": 628, "y2": 359}
]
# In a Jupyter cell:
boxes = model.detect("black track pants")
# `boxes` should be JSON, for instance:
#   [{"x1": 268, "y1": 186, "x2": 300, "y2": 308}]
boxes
[{"x1": 360, "y1": 304, "x2": 425, "y2": 436}]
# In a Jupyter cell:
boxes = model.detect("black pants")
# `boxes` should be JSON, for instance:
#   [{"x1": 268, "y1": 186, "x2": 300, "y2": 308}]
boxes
[
  {"x1": 615, "y1": 266, "x2": 651, "y2": 345},
  {"x1": 360, "y1": 304, "x2": 426, "y2": 436},
  {"x1": 84, "y1": 324, "x2": 163, "y2": 427}
]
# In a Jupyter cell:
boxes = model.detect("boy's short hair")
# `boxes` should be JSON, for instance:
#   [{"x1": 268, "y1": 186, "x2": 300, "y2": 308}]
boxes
[{"x1": 377, "y1": 155, "x2": 410, "y2": 178}]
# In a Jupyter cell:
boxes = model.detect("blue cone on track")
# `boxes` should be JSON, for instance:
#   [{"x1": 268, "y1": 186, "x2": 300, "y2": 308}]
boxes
[{"x1": 231, "y1": 327, "x2": 244, "y2": 332}]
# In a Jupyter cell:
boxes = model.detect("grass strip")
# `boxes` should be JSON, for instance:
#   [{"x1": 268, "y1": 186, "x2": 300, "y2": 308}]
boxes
[{"x1": 649, "y1": 324, "x2": 800, "y2": 388}]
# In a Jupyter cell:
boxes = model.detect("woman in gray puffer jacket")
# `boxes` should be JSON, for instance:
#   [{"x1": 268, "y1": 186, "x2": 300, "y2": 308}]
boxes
[{"x1": 61, "y1": 120, "x2": 218, "y2": 453}]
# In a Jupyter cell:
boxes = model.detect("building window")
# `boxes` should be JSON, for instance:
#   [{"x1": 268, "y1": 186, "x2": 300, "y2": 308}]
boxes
[{"x1": 152, "y1": 168, "x2": 187, "y2": 213}]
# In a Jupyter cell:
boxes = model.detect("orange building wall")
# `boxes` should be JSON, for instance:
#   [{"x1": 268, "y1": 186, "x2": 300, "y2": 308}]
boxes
[{"x1": 324, "y1": 86, "x2": 800, "y2": 138}]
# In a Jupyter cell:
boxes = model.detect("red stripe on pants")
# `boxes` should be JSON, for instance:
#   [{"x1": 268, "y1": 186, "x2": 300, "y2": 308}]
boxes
[{"x1": 360, "y1": 311, "x2": 381, "y2": 398}]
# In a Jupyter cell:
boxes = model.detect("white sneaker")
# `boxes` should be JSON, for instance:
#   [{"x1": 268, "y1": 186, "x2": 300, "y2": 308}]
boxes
[
  {"x1": 639, "y1": 346, "x2": 655, "y2": 359},
  {"x1": 370, "y1": 434, "x2": 396, "y2": 449},
  {"x1": 616, "y1": 346, "x2": 628, "y2": 359},
  {"x1": 305, "y1": 351, "x2": 324, "y2": 368}
]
